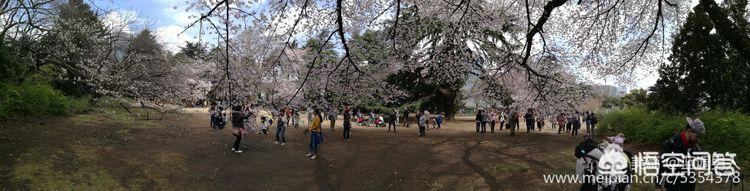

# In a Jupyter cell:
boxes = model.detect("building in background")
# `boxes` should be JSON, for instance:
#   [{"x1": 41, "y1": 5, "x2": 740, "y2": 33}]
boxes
[{"x1": 593, "y1": 84, "x2": 624, "y2": 97}]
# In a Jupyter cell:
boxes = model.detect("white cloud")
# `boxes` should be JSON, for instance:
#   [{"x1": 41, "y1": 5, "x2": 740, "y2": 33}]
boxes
[
  {"x1": 103, "y1": 10, "x2": 139, "y2": 34},
  {"x1": 163, "y1": 5, "x2": 195, "y2": 26},
  {"x1": 155, "y1": 25, "x2": 198, "y2": 53}
]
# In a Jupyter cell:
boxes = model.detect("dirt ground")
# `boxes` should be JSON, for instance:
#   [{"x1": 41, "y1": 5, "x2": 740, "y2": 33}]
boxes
[{"x1": 0, "y1": 110, "x2": 745, "y2": 191}]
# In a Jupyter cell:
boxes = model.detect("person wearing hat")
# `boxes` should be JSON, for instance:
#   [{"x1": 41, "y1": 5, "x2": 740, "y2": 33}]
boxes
[{"x1": 656, "y1": 117, "x2": 706, "y2": 191}]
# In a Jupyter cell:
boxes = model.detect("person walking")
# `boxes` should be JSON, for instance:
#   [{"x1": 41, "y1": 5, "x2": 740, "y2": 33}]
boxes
[
  {"x1": 571, "y1": 111, "x2": 581, "y2": 136},
  {"x1": 343, "y1": 106, "x2": 352, "y2": 141},
  {"x1": 306, "y1": 108, "x2": 324, "y2": 160},
  {"x1": 418, "y1": 111, "x2": 427, "y2": 137},
  {"x1": 231, "y1": 105, "x2": 251, "y2": 153},
  {"x1": 388, "y1": 109, "x2": 397, "y2": 133},
  {"x1": 275, "y1": 108, "x2": 289, "y2": 146},
  {"x1": 584, "y1": 111, "x2": 591, "y2": 134}
]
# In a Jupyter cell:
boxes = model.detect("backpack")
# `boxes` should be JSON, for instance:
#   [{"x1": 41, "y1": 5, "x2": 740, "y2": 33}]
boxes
[{"x1": 575, "y1": 138, "x2": 599, "y2": 159}]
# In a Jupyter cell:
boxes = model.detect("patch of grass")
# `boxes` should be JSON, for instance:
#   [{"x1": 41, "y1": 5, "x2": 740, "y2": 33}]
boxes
[
  {"x1": 69, "y1": 112, "x2": 166, "y2": 129},
  {"x1": 10, "y1": 145, "x2": 125, "y2": 190},
  {"x1": 123, "y1": 152, "x2": 189, "y2": 190}
]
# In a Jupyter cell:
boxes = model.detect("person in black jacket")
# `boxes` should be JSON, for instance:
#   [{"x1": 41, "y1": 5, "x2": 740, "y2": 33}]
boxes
[
  {"x1": 525, "y1": 109, "x2": 535, "y2": 133},
  {"x1": 475, "y1": 109, "x2": 484, "y2": 133},
  {"x1": 571, "y1": 111, "x2": 581, "y2": 136},
  {"x1": 343, "y1": 106, "x2": 352, "y2": 141},
  {"x1": 231, "y1": 105, "x2": 251, "y2": 153},
  {"x1": 656, "y1": 117, "x2": 706, "y2": 191}
]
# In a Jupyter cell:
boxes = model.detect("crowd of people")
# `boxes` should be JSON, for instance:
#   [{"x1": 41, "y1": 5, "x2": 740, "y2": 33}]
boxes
[
  {"x1": 209, "y1": 104, "x2": 605, "y2": 155},
  {"x1": 472, "y1": 107, "x2": 599, "y2": 137},
  {"x1": 209, "y1": 103, "x2": 731, "y2": 191}
]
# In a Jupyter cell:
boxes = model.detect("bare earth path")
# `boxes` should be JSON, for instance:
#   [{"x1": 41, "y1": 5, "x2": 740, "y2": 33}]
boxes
[{"x1": 0, "y1": 110, "x2": 737, "y2": 190}]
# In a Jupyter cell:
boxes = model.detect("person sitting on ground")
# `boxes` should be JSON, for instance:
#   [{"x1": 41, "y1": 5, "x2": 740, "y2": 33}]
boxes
[
  {"x1": 374, "y1": 115, "x2": 385, "y2": 127},
  {"x1": 435, "y1": 113, "x2": 444, "y2": 129},
  {"x1": 357, "y1": 114, "x2": 365, "y2": 126},
  {"x1": 260, "y1": 116, "x2": 270, "y2": 135}
]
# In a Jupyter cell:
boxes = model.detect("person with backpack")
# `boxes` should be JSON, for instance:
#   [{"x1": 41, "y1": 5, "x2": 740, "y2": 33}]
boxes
[
  {"x1": 343, "y1": 106, "x2": 352, "y2": 141},
  {"x1": 575, "y1": 134, "x2": 602, "y2": 191},
  {"x1": 231, "y1": 105, "x2": 251, "y2": 153},
  {"x1": 305, "y1": 108, "x2": 324, "y2": 160},
  {"x1": 656, "y1": 117, "x2": 707, "y2": 191}
]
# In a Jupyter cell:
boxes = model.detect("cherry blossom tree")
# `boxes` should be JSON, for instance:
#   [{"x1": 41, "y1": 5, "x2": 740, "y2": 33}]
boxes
[{"x1": 180, "y1": 0, "x2": 749, "y2": 113}]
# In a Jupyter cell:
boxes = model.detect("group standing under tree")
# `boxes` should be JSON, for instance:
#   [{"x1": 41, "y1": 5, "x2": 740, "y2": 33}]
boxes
[{"x1": 213, "y1": 102, "x2": 605, "y2": 157}]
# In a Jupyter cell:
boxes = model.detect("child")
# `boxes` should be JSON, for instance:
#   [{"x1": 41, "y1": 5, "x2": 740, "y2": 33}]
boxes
[
  {"x1": 260, "y1": 116, "x2": 270, "y2": 135},
  {"x1": 374, "y1": 115, "x2": 383, "y2": 127},
  {"x1": 435, "y1": 114, "x2": 444, "y2": 129}
]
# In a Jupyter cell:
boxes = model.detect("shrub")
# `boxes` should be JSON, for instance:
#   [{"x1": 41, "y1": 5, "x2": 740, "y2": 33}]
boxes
[
  {"x1": 0, "y1": 83, "x2": 91, "y2": 119},
  {"x1": 598, "y1": 108, "x2": 750, "y2": 167}
]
